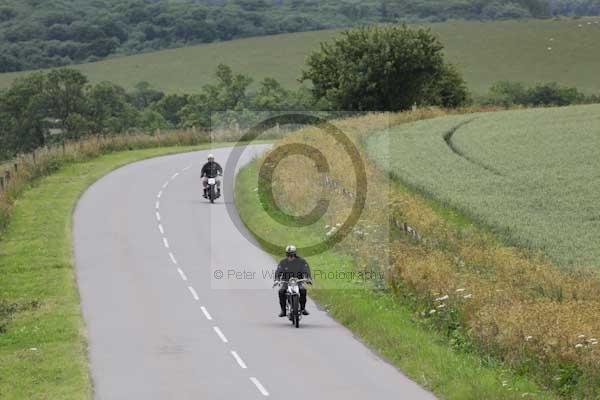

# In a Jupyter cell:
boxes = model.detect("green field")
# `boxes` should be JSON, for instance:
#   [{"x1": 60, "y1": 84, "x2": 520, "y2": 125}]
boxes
[
  {"x1": 367, "y1": 103, "x2": 600, "y2": 269},
  {"x1": 1, "y1": 18, "x2": 600, "y2": 95}
]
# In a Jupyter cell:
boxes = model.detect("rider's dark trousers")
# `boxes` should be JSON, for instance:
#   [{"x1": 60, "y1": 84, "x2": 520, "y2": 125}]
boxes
[{"x1": 278, "y1": 284, "x2": 307, "y2": 311}]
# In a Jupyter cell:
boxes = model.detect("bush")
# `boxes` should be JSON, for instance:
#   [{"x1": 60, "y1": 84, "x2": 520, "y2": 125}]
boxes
[
  {"x1": 483, "y1": 81, "x2": 591, "y2": 107},
  {"x1": 301, "y1": 25, "x2": 470, "y2": 111}
]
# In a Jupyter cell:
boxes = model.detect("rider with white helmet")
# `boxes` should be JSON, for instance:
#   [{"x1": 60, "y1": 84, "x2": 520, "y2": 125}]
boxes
[
  {"x1": 274, "y1": 245, "x2": 312, "y2": 317},
  {"x1": 201, "y1": 153, "x2": 223, "y2": 198}
]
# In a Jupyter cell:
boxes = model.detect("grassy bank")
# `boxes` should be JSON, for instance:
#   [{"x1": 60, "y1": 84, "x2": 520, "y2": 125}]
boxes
[
  {"x1": 235, "y1": 108, "x2": 600, "y2": 397},
  {"x1": 0, "y1": 144, "x2": 219, "y2": 399},
  {"x1": 235, "y1": 161, "x2": 551, "y2": 399}
]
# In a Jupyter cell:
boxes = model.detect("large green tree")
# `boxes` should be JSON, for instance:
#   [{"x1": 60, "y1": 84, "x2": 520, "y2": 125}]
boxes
[{"x1": 301, "y1": 25, "x2": 469, "y2": 111}]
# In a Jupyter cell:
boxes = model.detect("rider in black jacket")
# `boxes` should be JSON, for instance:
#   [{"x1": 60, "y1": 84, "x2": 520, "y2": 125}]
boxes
[
  {"x1": 274, "y1": 245, "x2": 312, "y2": 317},
  {"x1": 201, "y1": 154, "x2": 223, "y2": 198}
]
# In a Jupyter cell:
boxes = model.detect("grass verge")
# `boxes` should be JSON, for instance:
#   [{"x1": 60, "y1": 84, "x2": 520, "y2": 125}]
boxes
[
  {"x1": 0, "y1": 143, "x2": 221, "y2": 399},
  {"x1": 235, "y1": 162, "x2": 552, "y2": 400}
]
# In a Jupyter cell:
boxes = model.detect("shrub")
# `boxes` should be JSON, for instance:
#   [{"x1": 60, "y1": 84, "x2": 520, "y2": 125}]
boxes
[{"x1": 301, "y1": 25, "x2": 470, "y2": 111}]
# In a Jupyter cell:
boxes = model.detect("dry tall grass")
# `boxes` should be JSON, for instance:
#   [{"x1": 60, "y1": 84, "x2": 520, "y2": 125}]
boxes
[{"x1": 261, "y1": 108, "x2": 600, "y2": 397}]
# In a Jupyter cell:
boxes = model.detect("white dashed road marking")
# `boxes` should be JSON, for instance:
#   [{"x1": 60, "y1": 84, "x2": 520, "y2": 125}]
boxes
[
  {"x1": 200, "y1": 306, "x2": 213, "y2": 321},
  {"x1": 231, "y1": 351, "x2": 248, "y2": 369},
  {"x1": 213, "y1": 326, "x2": 228, "y2": 343},
  {"x1": 155, "y1": 163, "x2": 271, "y2": 397},
  {"x1": 250, "y1": 377, "x2": 269, "y2": 396},
  {"x1": 177, "y1": 268, "x2": 188, "y2": 281},
  {"x1": 188, "y1": 286, "x2": 199, "y2": 301}
]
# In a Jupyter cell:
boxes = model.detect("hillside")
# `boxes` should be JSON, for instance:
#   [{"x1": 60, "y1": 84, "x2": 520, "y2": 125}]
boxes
[
  {"x1": 367, "y1": 103, "x2": 600, "y2": 268},
  {"x1": 1, "y1": 18, "x2": 599, "y2": 95},
  {"x1": 0, "y1": 0, "x2": 592, "y2": 73}
]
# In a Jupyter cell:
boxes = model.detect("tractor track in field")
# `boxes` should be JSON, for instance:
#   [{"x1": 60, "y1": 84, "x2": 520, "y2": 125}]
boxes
[{"x1": 443, "y1": 118, "x2": 504, "y2": 177}]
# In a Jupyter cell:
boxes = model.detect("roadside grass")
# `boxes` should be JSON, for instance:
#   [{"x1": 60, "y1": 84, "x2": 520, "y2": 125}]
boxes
[
  {"x1": 235, "y1": 108, "x2": 600, "y2": 398},
  {"x1": 235, "y1": 162, "x2": 552, "y2": 400},
  {"x1": 1, "y1": 18, "x2": 600, "y2": 95},
  {"x1": 0, "y1": 143, "x2": 222, "y2": 399}
]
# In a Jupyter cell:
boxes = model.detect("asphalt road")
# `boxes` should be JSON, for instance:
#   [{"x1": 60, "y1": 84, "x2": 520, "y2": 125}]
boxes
[{"x1": 73, "y1": 145, "x2": 435, "y2": 400}]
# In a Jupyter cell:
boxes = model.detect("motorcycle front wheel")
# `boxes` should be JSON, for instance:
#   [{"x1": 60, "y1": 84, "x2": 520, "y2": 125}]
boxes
[
  {"x1": 291, "y1": 295, "x2": 300, "y2": 328},
  {"x1": 209, "y1": 185, "x2": 215, "y2": 203}
]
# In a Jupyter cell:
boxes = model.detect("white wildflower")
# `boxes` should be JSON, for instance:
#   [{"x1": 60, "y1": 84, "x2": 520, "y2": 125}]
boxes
[
  {"x1": 29, "y1": 348, "x2": 38, "y2": 351},
  {"x1": 325, "y1": 225, "x2": 330, "y2": 230},
  {"x1": 463, "y1": 294, "x2": 472, "y2": 299},
  {"x1": 575, "y1": 343, "x2": 584, "y2": 348},
  {"x1": 437, "y1": 304, "x2": 446, "y2": 309},
  {"x1": 547, "y1": 47, "x2": 552, "y2": 51},
  {"x1": 435, "y1": 295, "x2": 449, "y2": 301},
  {"x1": 525, "y1": 336, "x2": 533, "y2": 342},
  {"x1": 455, "y1": 288, "x2": 466, "y2": 292},
  {"x1": 336, "y1": 223, "x2": 342, "y2": 227},
  {"x1": 429, "y1": 309, "x2": 436, "y2": 315},
  {"x1": 578, "y1": 334, "x2": 586, "y2": 339},
  {"x1": 502, "y1": 380, "x2": 508, "y2": 387}
]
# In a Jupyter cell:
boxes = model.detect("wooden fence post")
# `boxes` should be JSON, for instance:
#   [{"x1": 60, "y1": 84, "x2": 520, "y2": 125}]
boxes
[
  {"x1": 0, "y1": 176, "x2": 4, "y2": 192},
  {"x1": 32, "y1": 150, "x2": 36, "y2": 164}
]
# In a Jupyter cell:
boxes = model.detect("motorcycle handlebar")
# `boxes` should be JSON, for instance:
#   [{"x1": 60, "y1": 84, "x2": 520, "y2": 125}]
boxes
[{"x1": 273, "y1": 279, "x2": 312, "y2": 288}]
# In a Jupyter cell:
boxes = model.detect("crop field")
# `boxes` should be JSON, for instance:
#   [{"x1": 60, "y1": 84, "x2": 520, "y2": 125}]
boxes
[
  {"x1": 1, "y1": 18, "x2": 600, "y2": 94},
  {"x1": 367, "y1": 104, "x2": 600, "y2": 269}
]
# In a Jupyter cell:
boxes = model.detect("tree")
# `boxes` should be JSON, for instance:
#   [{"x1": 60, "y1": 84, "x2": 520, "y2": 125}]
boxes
[
  {"x1": 87, "y1": 81, "x2": 139, "y2": 134},
  {"x1": 526, "y1": 82, "x2": 584, "y2": 106},
  {"x1": 180, "y1": 64, "x2": 252, "y2": 127},
  {"x1": 139, "y1": 109, "x2": 170, "y2": 131},
  {"x1": 44, "y1": 69, "x2": 88, "y2": 129},
  {"x1": 130, "y1": 81, "x2": 165, "y2": 110},
  {"x1": 152, "y1": 94, "x2": 189, "y2": 126},
  {"x1": 486, "y1": 80, "x2": 528, "y2": 106},
  {"x1": 301, "y1": 25, "x2": 469, "y2": 111},
  {"x1": 0, "y1": 73, "x2": 47, "y2": 154}
]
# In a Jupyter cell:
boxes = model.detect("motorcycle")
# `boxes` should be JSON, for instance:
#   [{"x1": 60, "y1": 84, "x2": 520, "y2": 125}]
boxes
[
  {"x1": 205, "y1": 175, "x2": 221, "y2": 203},
  {"x1": 273, "y1": 278, "x2": 311, "y2": 328}
]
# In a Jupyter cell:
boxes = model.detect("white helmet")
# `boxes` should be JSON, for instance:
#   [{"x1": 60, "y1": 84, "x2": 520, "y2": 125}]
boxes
[
  {"x1": 208, "y1": 153, "x2": 214, "y2": 161},
  {"x1": 285, "y1": 244, "x2": 297, "y2": 256}
]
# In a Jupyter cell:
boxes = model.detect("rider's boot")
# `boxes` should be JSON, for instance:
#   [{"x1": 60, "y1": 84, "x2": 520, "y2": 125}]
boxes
[
  {"x1": 203, "y1": 188, "x2": 207, "y2": 198},
  {"x1": 278, "y1": 308, "x2": 286, "y2": 317},
  {"x1": 301, "y1": 309, "x2": 309, "y2": 315}
]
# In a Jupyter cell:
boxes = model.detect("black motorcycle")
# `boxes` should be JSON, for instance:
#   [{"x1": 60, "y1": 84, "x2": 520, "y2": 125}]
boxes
[{"x1": 205, "y1": 176, "x2": 221, "y2": 203}]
